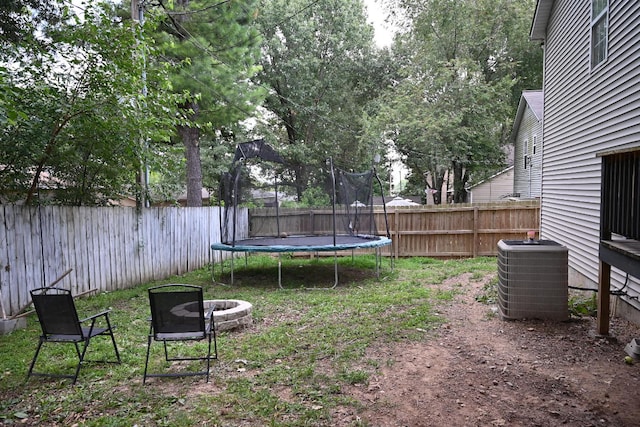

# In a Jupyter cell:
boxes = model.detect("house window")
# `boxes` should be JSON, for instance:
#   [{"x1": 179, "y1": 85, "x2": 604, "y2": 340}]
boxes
[
  {"x1": 523, "y1": 138, "x2": 529, "y2": 169},
  {"x1": 591, "y1": 0, "x2": 608, "y2": 69},
  {"x1": 532, "y1": 134, "x2": 537, "y2": 155}
]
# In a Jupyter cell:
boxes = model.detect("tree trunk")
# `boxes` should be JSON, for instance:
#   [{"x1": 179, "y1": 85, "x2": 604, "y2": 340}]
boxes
[
  {"x1": 452, "y1": 161, "x2": 469, "y2": 203},
  {"x1": 431, "y1": 170, "x2": 445, "y2": 205},
  {"x1": 178, "y1": 124, "x2": 203, "y2": 207}
]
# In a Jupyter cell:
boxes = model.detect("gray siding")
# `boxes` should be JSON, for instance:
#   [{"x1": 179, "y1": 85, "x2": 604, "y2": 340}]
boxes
[
  {"x1": 540, "y1": 0, "x2": 640, "y2": 301},
  {"x1": 513, "y1": 100, "x2": 543, "y2": 198}
]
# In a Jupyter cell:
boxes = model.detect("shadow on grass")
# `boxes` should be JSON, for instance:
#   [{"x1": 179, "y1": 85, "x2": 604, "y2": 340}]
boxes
[{"x1": 214, "y1": 255, "x2": 389, "y2": 289}]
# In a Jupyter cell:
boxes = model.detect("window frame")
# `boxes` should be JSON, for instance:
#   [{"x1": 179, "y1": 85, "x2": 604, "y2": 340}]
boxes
[{"x1": 590, "y1": 0, "x2": 609, "y2": 70}]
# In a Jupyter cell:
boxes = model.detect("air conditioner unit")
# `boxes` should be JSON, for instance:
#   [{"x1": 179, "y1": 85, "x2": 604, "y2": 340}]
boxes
[{"x1": 497, "y1": 239, "x2": 568, "y2": 321}]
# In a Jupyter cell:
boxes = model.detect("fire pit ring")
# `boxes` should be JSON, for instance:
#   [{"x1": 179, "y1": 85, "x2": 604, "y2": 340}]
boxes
[{"x1": 203, "y1": 299, "x2": 253, "y2": 331}]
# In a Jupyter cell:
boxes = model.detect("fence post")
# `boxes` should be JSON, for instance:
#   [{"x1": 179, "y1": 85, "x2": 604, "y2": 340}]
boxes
[
  {"x1": 394, "y1": 209, "x2": 400, "y2": 260},
  {"x1": 473, "y1": 207, "x2": 479, "y2": 258}
]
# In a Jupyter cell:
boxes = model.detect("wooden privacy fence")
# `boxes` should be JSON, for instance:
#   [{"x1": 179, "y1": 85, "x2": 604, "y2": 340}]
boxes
[
  {"x1": 385, "y1": 201, "x2": 540, "y2": 258},
  {"x1": 0, "y1": 205, "x2": 247, "y2": 317},
  {"x1": 249, "y1": 200, "x2": 540, "y2": 258}
]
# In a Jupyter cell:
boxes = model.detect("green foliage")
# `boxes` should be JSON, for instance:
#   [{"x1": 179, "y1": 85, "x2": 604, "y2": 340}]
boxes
[
  {"x1": 151, "y1": 0, "x2": 265, "y2": 126},
  {"x1": 0, "y1": 0, "x2": 64, "y2": 46},
  {"x1": 0, "y1": 255, "x2": 496, "y2": 425},
  {"x1": 255, "y1": 0, "x2": 389, "y2": 200},
  {"x1": 147, "y1": 0, "x2": 266, "y2": 206},
  {"x1": 476, "y1": 276, "x2": 499, "y2": 304},
  {"x1": 569, "y1": 293, "x2": 598, "y2": 317},
  {"x1": 371, "y1": 0, "x2": 542, "y2": 203},
  {"x1": 299, "y1": 186, "x2": 331, "y2": 207},
  {"x1": 0, "y1": 2, "x2": 179, "y2": 205}
]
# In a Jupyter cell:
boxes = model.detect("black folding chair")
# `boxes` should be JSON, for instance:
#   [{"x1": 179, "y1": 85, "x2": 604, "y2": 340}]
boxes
[
  {"x1": 143, "y1": 284, "x2": 218, "y2": 384},
  {"x1": 27, "y1": 287, "x2": 121, "y2": 384}
]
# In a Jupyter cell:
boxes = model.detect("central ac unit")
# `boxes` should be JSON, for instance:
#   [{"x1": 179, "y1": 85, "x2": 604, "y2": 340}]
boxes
[{"x1": 497, "y1": 239, "x2": 568, "y2": 321}]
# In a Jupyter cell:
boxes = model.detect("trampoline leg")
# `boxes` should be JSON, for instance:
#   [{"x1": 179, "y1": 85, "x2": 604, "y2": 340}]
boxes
[
  {"x1": 211, "y1": 248, "x2": 216, "y2": 283},
  {"x1": 230, "y1": 256, "x2": 235, "y2": 285},
  {"x1": 212, "y1": 249, "x2": 221, "y2": 284},
  {"x1": 278, "y1": 254, "x2": 283, "y2": 289},
  {"x1": 332, "y1": 252, "x2": 338, "y2": 289}
]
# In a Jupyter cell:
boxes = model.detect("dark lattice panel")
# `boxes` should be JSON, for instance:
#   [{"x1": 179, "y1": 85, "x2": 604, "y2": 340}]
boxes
[{"x1": 600, "y1": 150, "x2": 640, "y2": 240}]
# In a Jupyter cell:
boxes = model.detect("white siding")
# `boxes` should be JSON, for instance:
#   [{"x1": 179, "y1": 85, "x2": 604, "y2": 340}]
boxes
[
  {"x1": 469, "y1": 168, "x2": 515, "y2": 203},
  {"x1": 541, "y1": 0, "x2": 640, "y2": 301}
]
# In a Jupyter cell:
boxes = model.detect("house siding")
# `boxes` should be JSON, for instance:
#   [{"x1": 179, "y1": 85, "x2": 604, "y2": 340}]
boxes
[
  {"x1": 539, "y1": 0, "x2": 640, "y2": 310},
  {"x1": 513, "y1": 93, "x2": 543, "y2": 198},
  {"x1": 469, "y1": 167, "x2": 515, "y2": 203}
]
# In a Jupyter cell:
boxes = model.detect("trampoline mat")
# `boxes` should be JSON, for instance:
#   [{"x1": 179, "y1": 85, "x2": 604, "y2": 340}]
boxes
[{"x1": 211, "y1": 235, "x2": 391, "y2": 253}]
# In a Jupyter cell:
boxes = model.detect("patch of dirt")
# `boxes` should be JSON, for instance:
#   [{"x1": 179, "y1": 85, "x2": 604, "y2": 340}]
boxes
[{"x1": 336, "y1": 273, "x2": 640, "y2": 427}]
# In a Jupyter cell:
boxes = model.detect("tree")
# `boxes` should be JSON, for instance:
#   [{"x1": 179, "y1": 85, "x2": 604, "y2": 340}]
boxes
[
  {"x1": 0, "y1": 0, "x2": 64, "y2": 127},
  {"x1": 373, "y1": 0, "x2": 539, "y2": 203},
  {"x1": 0, "y1": 1, "x2": 178, "y2": 205},
  {"x1": 0, "y1": 0, "x2": 63, "y2": 44},
  {"x1": 254, "y1": 0, "x2": 386, "y2": 200},
  {"x1": 149, "y1": 0, "x2": 265, "y2": 206}
]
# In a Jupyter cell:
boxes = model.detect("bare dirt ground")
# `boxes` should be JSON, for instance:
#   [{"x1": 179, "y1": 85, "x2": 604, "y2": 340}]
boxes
[{"x1": 337, "y1": 273, "x2": 640, "y2": 427}]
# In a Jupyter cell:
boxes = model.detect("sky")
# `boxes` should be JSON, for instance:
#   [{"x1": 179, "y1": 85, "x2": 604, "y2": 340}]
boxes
[{"x1": 363, "y1": 0, "x2": 395, "y2": 48}]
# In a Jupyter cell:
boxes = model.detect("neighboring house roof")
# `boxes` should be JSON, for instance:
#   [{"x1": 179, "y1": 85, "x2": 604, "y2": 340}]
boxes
[
  {"x1": 530, "y1": 0, "x2": 554, "y2": 40},
  {"x1": 385, "y1": 196, "x2": 420, "y2": 207},
  {"x1": 523, "y1": 90, "x2": 544, "y2": 120},
  {"x1": 510, "y1": 90, "x2": 544, "y2": 143}
]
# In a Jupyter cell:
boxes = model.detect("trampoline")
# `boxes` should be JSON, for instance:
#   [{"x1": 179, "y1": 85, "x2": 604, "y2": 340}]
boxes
[
  {"x1": 212, "y1": 235, "x2": 391, "y2": 253},
  {"x1": 211, "y1": 139, "x2": 393, "y2": 288}
]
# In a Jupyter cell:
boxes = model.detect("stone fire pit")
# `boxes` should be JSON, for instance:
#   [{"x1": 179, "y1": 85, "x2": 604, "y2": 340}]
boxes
[{"x1": 203, "y1": 299, "x2": 253, "y2": 331}]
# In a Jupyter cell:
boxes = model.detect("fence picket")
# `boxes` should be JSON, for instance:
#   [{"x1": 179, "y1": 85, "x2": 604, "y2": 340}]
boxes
[{"x1": 0, "y1": 206, "x2": 10, "y2": 317}]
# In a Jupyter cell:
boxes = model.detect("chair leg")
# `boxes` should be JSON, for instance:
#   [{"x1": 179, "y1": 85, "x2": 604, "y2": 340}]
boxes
[
  {"x1": 26, "y1": 339, "x2": 45, "y2": 381},
  {"x1": 163, "y1": 341, "x2": 170, "y2": 361},
  {"x1": 104, "y1": 315, "x2": 121, "y2": 363},
  {"x1": 206, "y1": 335, "x2": 212, "y2": 383},
  {"x1": 74, "y1": 342, "x2": 82, "y2": 360},
  {"x1": 212, "y1": 328, "x2": 218, "y2": 359},
  {"x1": 104, "y1": 330, "x2": 121, "y2": 363},
  {"x1": 143, "y1": 335, "x2": 153, "y2": 384},
  {"x1": 27, "y1": 340, "x2": 83, "y2": 384},
  {"x1": 73, "y1": 338, "x2": 94, "y2": 384}
]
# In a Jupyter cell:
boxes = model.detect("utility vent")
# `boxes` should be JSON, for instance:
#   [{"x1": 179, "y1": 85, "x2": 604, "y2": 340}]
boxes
[{"x1": 497, "y1": 239, "x2": 569, "y2": 321}]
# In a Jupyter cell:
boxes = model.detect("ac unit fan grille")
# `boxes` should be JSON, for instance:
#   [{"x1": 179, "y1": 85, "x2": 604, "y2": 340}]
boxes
[{"x1": 497, "y1": 240, "x2": 568, "y2": 321}]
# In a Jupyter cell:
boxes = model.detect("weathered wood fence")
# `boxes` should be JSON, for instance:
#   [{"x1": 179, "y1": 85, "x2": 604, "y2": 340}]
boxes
[
  {"x1": 0, "y1": 205, "x2": 247, "y2": 317},
  {"x1": 249, "y1": 200, "x2": 540, "y2": 258}
]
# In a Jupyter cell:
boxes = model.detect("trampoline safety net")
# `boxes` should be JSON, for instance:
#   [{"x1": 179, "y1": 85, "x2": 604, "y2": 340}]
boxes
[{"x1": 218, "y1": 139, "x2": 389, "y2": 246}]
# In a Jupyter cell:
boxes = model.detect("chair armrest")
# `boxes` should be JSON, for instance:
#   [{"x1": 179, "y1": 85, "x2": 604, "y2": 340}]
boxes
[
  {"x1": 204, "y1": 304, "x2": 216, "y2": 334},
  {"x1": 205, "y1": 304, "x2": 216, "y2": 320},
  {"x1": 79, "y1": 309, "x2": 112, "y2": 323}
]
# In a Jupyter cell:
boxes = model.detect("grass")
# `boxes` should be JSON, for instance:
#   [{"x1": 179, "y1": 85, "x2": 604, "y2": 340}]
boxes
[{"x1": 0, "y1": 255, "x2": 497, "y2": 426}]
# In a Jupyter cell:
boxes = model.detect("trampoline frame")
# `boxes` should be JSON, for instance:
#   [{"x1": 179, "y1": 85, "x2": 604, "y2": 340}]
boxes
[{"x1": 211, "y1": 235, "x2": 392, "y2": 288}]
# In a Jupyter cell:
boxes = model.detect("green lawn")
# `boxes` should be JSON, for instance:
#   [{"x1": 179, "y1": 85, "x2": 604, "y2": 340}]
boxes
[{"x1": 0, "y1": 255, "x2": 497, "y2": 426}]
